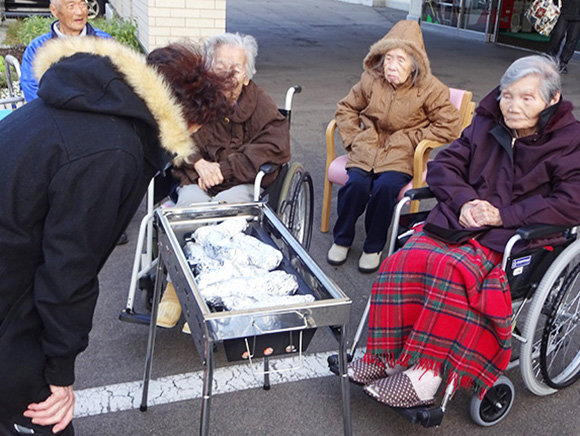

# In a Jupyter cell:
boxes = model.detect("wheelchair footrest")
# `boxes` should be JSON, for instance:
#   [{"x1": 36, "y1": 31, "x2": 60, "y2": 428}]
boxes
[
  {"x1": 119, "y1": 309, "x2": 151, "y2": 326},
  {"x1": 327, "y1": 353, "x2": 354, "y2": 376},
  {"x1": 392, "y1": 405, "x2": 445, "y2": 428},
  {"x1": 326, "y1": 353, "x2": 445, "y2": 427}
]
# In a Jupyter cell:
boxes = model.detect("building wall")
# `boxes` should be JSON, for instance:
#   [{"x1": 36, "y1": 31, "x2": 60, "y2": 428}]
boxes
[
  {"x1": 334, "y1": 0, "x2": 410, "y2": 11},
  {"x1": 107, "y1": 0, "x2": 414, "y2": 52},
  {"x1": 107, "y1": 0, "x2": 226, "y2": 52}
]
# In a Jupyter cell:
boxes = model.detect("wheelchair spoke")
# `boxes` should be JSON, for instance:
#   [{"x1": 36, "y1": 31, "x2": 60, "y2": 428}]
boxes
[
  {"x1": 276, "y1": 163, "x2": 313, "y2": 250},
  {"x1": 520, "y1": 238, "x2": 580, "y2": 396},
  {"x1": 530, "y1": 330, "x2": 546, "y2": 381},
  {"x1": 547, "y1": 294, "x2": 580, "y2": 378},
  {"x1": 545, "y1": 322, "x2": 575, "y2": 372},
  {"x1": 541, "y1": 262, "x2": 580, "y2": 389}
]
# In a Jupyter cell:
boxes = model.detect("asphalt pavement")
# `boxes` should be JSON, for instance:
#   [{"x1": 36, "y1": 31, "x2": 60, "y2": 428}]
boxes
[{"x1": 7, "y1": 0, "x2": 580, "y2": 435}]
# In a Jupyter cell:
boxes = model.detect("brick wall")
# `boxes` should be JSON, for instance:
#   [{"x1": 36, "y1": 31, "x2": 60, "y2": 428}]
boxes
[{"x1": 107, "y1": 0, "x2": 226, "y2": 52}]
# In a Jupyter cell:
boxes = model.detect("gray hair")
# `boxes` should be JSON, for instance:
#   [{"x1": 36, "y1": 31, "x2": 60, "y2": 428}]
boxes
[
  {"x1": 204, "y1": 32, "x2": 258, "y2": 80},
  {"x1": 50, "y1": 0, "x2": 83, "y2": 6},
  {"x1": 500, "y1": 55, "x2": 561, "y2": 104}
]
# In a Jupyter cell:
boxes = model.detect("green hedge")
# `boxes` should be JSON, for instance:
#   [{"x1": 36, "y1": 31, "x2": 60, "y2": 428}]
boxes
[
  {"x1": 11, "y1": 15, "x2": 140, "y2": 50},
  {"x1": 1, "y1": 15, "x2": 140, "y2": 92}
]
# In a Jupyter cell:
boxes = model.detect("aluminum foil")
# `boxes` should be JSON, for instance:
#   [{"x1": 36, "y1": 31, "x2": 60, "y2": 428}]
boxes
[
  {"x1": 184, "y1": 218, "x2": 310, "y2": 311},
  {"x1": 223, "y1": 294, "x2": 315, "y2": 312},
  {"x1": 196, "y1": 261, "x2": 267, "y2": 290},
  {"x1": 200, "y1": 270, "x2": 300, "y2": 309},
  {"x1": 192, "y1": 217, "x2": 282, "y2": 270}
]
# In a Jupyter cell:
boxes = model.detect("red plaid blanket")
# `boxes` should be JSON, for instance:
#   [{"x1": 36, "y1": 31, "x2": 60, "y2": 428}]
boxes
[{"x1": 365, "y1": 230, "x2": 512, "y2": 396}]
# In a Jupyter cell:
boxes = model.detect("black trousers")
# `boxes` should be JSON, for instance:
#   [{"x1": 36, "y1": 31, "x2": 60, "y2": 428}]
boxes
[
  {"x1": 547, "y1": 17, "x2": 580, "y2": 65},
  {"x1": 0, "y1": 291, "x2": 74, "y2": 436}
]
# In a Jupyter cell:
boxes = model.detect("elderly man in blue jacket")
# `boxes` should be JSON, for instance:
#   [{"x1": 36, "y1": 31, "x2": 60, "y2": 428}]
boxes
[{"x1": 20, "y1": 0, "x2": 111, "y2": 102}]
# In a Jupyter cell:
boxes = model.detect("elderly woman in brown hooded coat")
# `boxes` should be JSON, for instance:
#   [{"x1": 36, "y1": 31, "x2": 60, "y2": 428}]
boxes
[{"x1": 327, "y1": 20, "x2": 461, "y2": 273}]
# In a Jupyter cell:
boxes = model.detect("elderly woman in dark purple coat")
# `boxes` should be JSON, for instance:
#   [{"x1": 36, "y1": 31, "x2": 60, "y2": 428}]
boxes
[{"x1": 348, "y1": 55, "x2": 580, "y2": 409}]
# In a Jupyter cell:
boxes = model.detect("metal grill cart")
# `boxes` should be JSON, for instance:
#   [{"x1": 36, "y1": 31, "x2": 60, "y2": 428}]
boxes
[{"x1": 140, "y1": 202, "x2": 353, "y2": 436}]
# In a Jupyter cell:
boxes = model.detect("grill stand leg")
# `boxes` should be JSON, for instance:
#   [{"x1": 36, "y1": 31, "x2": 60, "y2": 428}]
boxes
[
  {"x1": 338, "y1": 324, "x2": 352, "y2": 436},
  {"x1": 200, "y1": 338, "x2": 214, "y2": 436},
  {"x1": 263, "y1": 357, "x2": 271, "y2": 390},
  {"x1": 140, "y1": 253, "x2": 166, "y2": 411}
]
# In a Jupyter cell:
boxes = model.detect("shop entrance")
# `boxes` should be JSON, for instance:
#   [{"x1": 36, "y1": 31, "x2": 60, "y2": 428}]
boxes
[{"x1": 421, "y1": 0, "x2": 554, "y2": 53}]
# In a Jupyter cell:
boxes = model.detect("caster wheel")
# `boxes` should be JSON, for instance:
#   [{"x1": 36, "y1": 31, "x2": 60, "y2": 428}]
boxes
[
  {"x1": 139, "y1": 274, "x2": 155, "y2": 311},
  {"x1": 469, "y1": 376, "x2": 515, "y2": 426},
  {"x1": 327, "y1": 353, "x2": 353, "y2": 376}
]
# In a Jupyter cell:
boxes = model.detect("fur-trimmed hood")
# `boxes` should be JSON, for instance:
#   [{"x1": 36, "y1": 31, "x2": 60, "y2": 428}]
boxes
[
  {"x1": 32, "y1": 37, "x2": 194, "y2": 160},
  {"x1": 363, "y1": 20, "x2": 431, "y2": 86}
]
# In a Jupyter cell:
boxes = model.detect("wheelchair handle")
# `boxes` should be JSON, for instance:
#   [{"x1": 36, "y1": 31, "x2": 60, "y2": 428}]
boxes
[{"x1": 284, "y1": 85, "x2": 302, "y2": 112}]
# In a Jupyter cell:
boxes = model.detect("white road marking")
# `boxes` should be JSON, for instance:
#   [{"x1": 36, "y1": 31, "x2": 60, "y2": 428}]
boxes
[{"x1": 75, "y1": 351, "x2": 339, "y2": 417}]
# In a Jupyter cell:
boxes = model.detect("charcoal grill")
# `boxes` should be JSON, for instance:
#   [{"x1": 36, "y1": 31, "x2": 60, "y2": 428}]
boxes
[{"x1": 139, "y1": 202, "x2": 352, "y2": 436}]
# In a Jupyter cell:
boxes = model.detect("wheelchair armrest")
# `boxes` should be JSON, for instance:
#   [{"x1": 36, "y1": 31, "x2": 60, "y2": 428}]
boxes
[
  {"x1": 404, "y1": 187, "x2": 434, "y2": 201},
  {"x1": 516, "y1": 224, "x2": 570, "y2": 241},
  {"x1": 503, "y1": 224, "x2": 572, "y2": 271},
  {"x1": 258, "y1": 163, "x2": 279, "y2": 175}
]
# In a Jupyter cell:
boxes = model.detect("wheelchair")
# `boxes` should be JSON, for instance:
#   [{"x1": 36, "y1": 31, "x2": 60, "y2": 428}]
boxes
[
  {"x1": 329, "y1": 186, "x2": 580, "y2": 427},
  {"x1": 119, "y1": 85, "x2": 314, "y2": 325},
  {"x1": 0, "y1": 55, "x2": 25, "y2": 119}
]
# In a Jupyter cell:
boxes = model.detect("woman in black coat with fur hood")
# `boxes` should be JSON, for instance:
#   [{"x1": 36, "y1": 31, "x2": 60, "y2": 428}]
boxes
[{"x1": 0, "y1": 37, "x2": 232, "y2": 435}]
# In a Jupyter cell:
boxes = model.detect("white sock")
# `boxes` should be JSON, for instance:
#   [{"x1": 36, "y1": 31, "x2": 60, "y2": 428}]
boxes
[
  {"x1": 385, "y1": 364, "x2": 404, "y2": 376},
  {"x1": 403, "y1": 366, "x2": 442, "y2": 401}
]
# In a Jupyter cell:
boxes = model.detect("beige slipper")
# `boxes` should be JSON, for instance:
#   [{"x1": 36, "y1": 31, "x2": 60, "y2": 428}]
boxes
[
  {"x1": 327, "y1": 244, "x2": 350, "y2": 265},
  {"x1": 156, "y1": 282, "x2": 182, "y2": 328},
  {"x1": 358, "y1": 251, "x2": 382, "y2": 273}
]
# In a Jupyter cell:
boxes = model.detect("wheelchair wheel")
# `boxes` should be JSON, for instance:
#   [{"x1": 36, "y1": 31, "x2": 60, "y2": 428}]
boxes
[
  {"x1": 540, "y1": 261, "x2": 580, "y2": 389},
  {"x1": 469, "y1": 376, "x2": 515, "y2": 427},
  {"x1": 277, "y1": 162, "x2": 314, "y2": 250},
  {"x1": 520, "y1": 239, "x2": 580, "y2": 396}
]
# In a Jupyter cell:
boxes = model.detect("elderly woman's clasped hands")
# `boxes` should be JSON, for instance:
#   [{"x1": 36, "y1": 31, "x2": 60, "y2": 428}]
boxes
[
  {"x1": 460, "y1": 199, "x2": 503, "y2": 228},
  {"x1": 194, "y1": 159, "x2": 224, "y2": 192}
]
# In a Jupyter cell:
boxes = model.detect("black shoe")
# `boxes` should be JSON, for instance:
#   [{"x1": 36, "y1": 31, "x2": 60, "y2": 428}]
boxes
[
  {"x1": 560, "y1": 64, "x2": 568, "y2": 74},
  {"x1": 116, "y1": 232, "x2": 129, "y2": 245}
]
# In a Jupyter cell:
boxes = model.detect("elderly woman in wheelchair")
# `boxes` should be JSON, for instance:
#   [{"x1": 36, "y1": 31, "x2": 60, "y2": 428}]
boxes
[
  {"x1": 156, "y1": 32, "x2": 291, "y2": 330},
  {"x1": 348, "y1": 54, "x2": 580, "y2": 410}
]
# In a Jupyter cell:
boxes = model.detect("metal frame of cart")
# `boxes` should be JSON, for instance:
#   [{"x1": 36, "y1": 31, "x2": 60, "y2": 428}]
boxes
[{"x1": 139, "y1": 203, "x2": 353, "y2": 436}]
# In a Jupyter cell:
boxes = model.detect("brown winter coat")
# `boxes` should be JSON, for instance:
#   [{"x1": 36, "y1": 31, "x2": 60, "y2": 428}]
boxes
[
  {"x1": 335, "y1": 20, "x2": 461, "y2": 176},
  {"x1": 172, "y1": 80, "x2": 290, "y2": 195}
]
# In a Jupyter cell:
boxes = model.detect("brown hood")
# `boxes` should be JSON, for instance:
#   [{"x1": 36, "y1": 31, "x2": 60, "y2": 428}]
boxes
[{"x1": 363, "y1": 20, "x2": 431, "y2": 86}]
